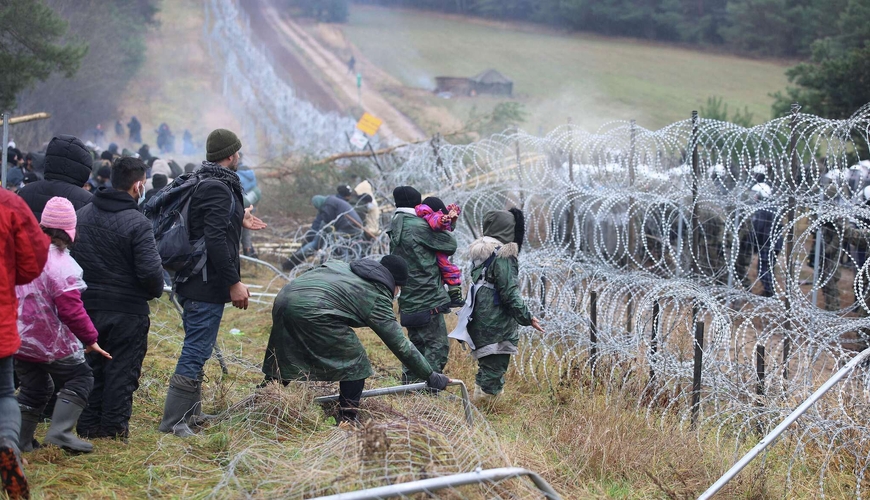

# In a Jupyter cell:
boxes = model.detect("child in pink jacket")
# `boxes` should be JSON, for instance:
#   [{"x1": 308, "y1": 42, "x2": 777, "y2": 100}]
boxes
[
  {"x1": 415, "y1": 197, "x2": 464, "y2": 307},
  {"x1": 14, "y1": 197, "x2": 110, "y2": 454}
]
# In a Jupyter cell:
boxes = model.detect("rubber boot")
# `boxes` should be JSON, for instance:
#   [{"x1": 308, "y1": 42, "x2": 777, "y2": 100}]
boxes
[
  {"x1": 17, "y1": 406, "x2": 42, "y2": 453},
  {"x1": 471, "y1": 384, "x2": 501, "y2": 406},
  {"x1": 188, "y1": 379, "x2": 216, "y2": 428},
  {"x1": 44, "y1": 390, "x2": 93, "y2": 453},
  {"x1": 158, "y1": 374, "x2": 198, "y2": 437},
  {"x1": 447, "y1": 286, "x2": 465, "y2": 308},
  {"x1": 0, "y1": 438, "x2": 29, "y2": 499},
  {"x1": 281, "y1": 250, "x2": 306, "y2": 272}
]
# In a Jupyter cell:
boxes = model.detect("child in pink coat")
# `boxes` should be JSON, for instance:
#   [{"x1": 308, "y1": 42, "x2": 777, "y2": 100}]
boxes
[
  {"x1": 14, "y1": 197, "x2": 111, "y2": 454},
  {"x1": 415, "y1": 197, "x2": 464, "y2": 307}
]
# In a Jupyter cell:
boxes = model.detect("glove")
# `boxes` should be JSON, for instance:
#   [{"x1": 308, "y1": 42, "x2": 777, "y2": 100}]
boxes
[{"x1": 426, "y1": 372, "x2": 450, "y2": 391}]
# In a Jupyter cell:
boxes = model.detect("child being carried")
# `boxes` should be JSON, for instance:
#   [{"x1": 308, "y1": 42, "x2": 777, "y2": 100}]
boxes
[{"x1": 415, "y1": 197, "x2": 464, "y2": 307}]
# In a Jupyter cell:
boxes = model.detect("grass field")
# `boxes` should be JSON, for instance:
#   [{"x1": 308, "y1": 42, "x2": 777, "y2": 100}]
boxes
[
  {"x1": 341, "y1": 5, "x2": 792, "y2": 134},
  {"x1": 19, "y1": 257, "x2": 844, "y2": 499}
]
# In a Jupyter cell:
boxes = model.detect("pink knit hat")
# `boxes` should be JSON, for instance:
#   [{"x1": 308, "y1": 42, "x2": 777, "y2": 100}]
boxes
[{"x1": 40, "y1": 197, "x2": 77, "y2": 242}]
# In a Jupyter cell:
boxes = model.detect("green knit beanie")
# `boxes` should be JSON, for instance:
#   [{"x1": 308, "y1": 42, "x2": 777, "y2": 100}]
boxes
[{"x1": 206, "y1": 129, "x2": 242, "y2": 162}]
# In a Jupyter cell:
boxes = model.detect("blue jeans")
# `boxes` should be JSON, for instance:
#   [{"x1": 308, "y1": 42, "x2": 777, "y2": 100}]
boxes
[
  {"x1": 174, "y1": 296, "x2": 225, "y2": 380},
  {"x1": 299, "y1": 233, "x2": 322, "y2": 257},
  {"x1": 0, "y1": 356, "x2": 20, "y2": 449}
]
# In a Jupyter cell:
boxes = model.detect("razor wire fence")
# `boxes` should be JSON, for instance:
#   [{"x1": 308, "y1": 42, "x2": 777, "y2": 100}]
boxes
[
  {"x1": 316, "y1": 104, "x2": 870, "y2": 497},
  {"x1": 197, "y1": 1, "x2": 870, "y2": 492}
]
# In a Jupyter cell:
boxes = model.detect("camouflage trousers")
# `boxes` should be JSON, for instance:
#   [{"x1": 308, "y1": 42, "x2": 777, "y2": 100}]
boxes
[
  {"x1": 475, "y1": 354, "x2": 511, "y2": 395},
  {"x1": 402, "y1": 314, "x2": 449, "y2": 383},
  {"x1": 820, "y1": 224, "x2": 842, "y2": 311},
  {"x1": 698, "y1": 215, "x2": 725, "y2": 284}
]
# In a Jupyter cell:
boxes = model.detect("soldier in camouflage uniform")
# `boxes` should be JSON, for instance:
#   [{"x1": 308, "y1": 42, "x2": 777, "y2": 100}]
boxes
[
  {"x1": 388, "y1": 186, "x2": 458, "y2": 382},
  {"x1": 819, "y1": 181, "x2": 849, "y2": 311},
  {"x1": 697, "y1": 165, "x2": 729, "y2": 284},
  {"x1": 457, "y1": 209, "x2": 544, "y2": 403},
  {"x1": 261, "y1": 256, "x2": 450, "y2": 423}
]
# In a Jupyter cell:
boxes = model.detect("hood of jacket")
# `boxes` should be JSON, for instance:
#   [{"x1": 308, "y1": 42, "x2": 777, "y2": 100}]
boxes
[
  {"x1": 237, "y1": 168, "x2": 257, "y2": 191},
  {"x1": 43, "y1": 135, "x2": 93, "y2": 186},
  {"x1": 349, "y1": 259, "x2": 395, "y2": 296},
  {"x1": 92, "y1": 187, "x2": 140, "y2": 213},
  {"x1": 354, "y1": 180, "x2": 373, "y2": 197},
  {"x1": 468, "y1": 236, "x2": 518, "y2": 266},
  {"x1": 150, "y1": 159, "x2": 172, "y2": 178}
]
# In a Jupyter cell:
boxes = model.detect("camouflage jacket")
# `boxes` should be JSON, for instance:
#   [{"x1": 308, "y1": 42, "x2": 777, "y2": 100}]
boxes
[
  {"x1": 261, "y1": 259, "x2": 433, "y2": 382},
  {"x1": 466, "y1": 237, "x2": 532, "y2": 359},
  {"x1": 388, "y1": 209, "x2": 457, "y2": 314}
]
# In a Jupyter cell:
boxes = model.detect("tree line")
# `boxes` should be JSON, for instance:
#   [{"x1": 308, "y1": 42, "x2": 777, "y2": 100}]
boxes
[
  {"x1": 315, "y1": 0, "x2": 868, "y2": 121},
  {"x1": 333, "y1": 0, "x2": 865, "y2": 59},
  {"x1": 1, "y1": 0, "x2": 158, "y2": 149}
]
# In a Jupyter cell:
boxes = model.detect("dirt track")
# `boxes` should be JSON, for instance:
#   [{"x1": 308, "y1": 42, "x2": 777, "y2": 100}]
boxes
[
  {"x1": 240, "y1": 1, "x2": 342, "y2": 112},
  {"x1": 246, "y1": 0, "x2": 427, "y2": 144}
]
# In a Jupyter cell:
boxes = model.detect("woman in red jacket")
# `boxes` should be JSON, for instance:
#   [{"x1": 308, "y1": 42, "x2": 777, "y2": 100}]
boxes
[{"x1": 0, "y1": 188, "x2": 49, "y2": 500}]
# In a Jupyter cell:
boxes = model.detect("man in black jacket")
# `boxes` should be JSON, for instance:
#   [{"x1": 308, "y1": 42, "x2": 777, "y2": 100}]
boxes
[
  {"x1": 18, "y1": 135, "x2": 94, "y2": 220},
  {"x1": 72, "y1": 157, "x2": 164, "y2": 440},
  {"x1": 159, "y1": 129, "x2": 266, "y2": 437}
]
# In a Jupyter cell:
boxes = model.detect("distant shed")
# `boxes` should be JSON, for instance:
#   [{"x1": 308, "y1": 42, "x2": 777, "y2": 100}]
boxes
[
  {"x1": 434, "y1": 69, "x2": 513, "y2": 97},
  {"x1": 469, "y1": 69, "x2": 513, "y2": 96},
  {"x1": 434, "y1": 76, "x2": 474, "y2": 96}
]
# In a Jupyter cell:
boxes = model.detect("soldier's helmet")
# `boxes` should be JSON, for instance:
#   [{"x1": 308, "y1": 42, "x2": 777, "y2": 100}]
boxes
[
  {"x1": 751, "y1": 164, "x2": 767, "y2": 183},
  {"x1": 751, "y1": 182, "x2": 772, "y2": 201}
]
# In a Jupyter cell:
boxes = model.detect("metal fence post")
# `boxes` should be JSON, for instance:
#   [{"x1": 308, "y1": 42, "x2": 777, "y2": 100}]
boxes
[
  {"x1": 589, "y1": 290, "x2": 598, "y2": 377},
  {"x1": 782, "y1": 102, "x2": 801, "y2": 380},
  {"x1": 567, "y1": 117, "x2": 577, "y2": 254},
  {"x1": 755, "y1": 344, "x2": 765, "y2": 398},
  {"x1": 626, "y1": 119, "x2": 637, "y2": 267},
  {"x1": 540, "y1": 274, "x2": 547, "y2": 319},
  {"x1": 690, "y1": 313, "x2": 704, "y2": 428},
  {"x1": 649, "y1": 300, "x2": 660, "y2": 382},
  {"x1": 691, "y1": 111, "x2": 701, "y2": 275}
]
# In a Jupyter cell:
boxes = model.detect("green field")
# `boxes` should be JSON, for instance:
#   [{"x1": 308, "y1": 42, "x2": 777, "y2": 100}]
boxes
[{"x1": 342, "y1": 5, "x2": 792, "y2": 133}]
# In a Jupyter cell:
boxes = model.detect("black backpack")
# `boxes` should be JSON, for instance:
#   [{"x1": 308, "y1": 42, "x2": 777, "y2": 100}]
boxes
[{"x1": 143, "y1": 172, "x2": 235, "y2": 284}]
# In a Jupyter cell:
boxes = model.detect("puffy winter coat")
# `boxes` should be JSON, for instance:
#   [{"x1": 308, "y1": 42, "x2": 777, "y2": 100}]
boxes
[
  {"x1": 262, "y1": 259, "x2": 433, "y2": 382},
  {"x1": 388, "y1": 209, "x2": 456, "y2": 315},
  {"x1": 15, "y1": 245, "x2": 98, "y2": 363},
  {"x1": 18, "y1": 135, "x2": 94, "y2": 221},
  {"x1": 0, "y1": 190, "x2": 50, "y2": 358},
  {"x1": 465, "y1": 237, "x2": 532, "y2": 359},
  {"x1": 73, "y1": 187, "x2": 165, "y2": 315}
]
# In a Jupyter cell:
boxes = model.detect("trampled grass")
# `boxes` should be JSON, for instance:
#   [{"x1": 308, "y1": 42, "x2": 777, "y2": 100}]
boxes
[
  {"x1": 17, "y1": 259, "x2": 851, "y2": 498},
  {"x1": 341, "y1": 5, "x2": 792, "y2": 134}
]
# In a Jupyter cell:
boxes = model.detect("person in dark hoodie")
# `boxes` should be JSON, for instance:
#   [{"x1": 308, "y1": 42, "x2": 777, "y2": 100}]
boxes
[
  {"x1": 261, "y1": 256, "x2": 450, "y2": 424},
  {"x1": 18, "y1": 135, "x2": 94, "y2": 221},
  {"x1": 71, "y1": 157, "x2": 165, "y2": 440},
  {"x1": 158, "y1": 129, "x2": 266, "y2": 437},
  {"x1": 143, "y1": 174, "x2": 167, "y2": 204},
  {"x1": 281, "y1": 193, "x2": 363, "y2": 271}
]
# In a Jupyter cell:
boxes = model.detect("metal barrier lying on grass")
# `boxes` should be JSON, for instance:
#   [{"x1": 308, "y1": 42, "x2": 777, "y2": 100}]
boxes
[
  {"x1": 699, "y1": 347, "x2": 870, "y2": 499},
  {"x1": 314, "y1": 380, "x2": 473, "y2": 426},
  {"x1": 309, "y1": 467, "x2": 562, "y2": 500}
]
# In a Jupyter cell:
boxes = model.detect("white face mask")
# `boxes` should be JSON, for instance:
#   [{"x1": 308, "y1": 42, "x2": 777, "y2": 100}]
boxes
[
  {"x1": 394, "y1": 287, "x2": 401, "y2": 299},
  {"x1": 137, "y1": 182, "x2": 146, "y2": 204}
]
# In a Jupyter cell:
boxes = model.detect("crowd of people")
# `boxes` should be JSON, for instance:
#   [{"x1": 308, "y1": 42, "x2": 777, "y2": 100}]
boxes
[{"x1": 0, "y1": 118, "x2": 553, "y2": 497}]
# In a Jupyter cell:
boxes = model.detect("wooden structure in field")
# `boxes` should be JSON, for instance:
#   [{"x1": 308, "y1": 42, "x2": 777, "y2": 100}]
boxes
[{"x1": 435, "y1": 69, "x2": 513, "y2": 97}]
